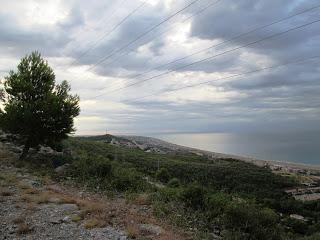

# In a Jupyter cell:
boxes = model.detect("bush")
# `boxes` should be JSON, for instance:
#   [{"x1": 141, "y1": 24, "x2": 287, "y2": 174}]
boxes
[
  {"x1": 167, "y1": 178, "x2": 180, "y2": 187},
  {"x1": 72, "y1": 156, "x2": 112, "y2": 180},
  {"x1": 299, "y1": 233, "x2": 320, "y2": 240},
  {"x1": 156, "y1": 168, "x2": 170, "y2": 183},
  {"x1": 156, "y1": 187, "x2": 181, "y2": 202},
  {"x1": 283, "y1": 217, "x2": 309, "y2": 235},
  {"x1": 180, "y1": 184, "x2": 206, "y2": 209},
  {"x1": 50, "y1": 154, "x2": 73, "y2": 168},
  {"x1": 206, "y1": 192, "x2": 231, "y2": 218},
  {"x1": 112, "y1": 167, "x2": 146, "y2": 192},
  {"x1": 223, "y1": 203, "x2": 282, "y2": 240}
]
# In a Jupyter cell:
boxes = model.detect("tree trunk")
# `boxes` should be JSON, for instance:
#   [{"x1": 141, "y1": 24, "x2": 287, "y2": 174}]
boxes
[{"x1": 20, "y1": 142, "x2": 30, "y2": 160}]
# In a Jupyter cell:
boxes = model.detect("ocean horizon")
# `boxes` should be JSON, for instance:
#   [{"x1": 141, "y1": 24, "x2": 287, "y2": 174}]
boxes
[{"x1": 151, "y1": 132, "x2": 320, "y2": 166}]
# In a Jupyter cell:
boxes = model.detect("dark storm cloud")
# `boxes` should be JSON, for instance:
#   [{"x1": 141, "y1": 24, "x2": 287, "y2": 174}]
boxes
[{"x1": 79, "y1": 0, "x2": 320, "y2": 80}]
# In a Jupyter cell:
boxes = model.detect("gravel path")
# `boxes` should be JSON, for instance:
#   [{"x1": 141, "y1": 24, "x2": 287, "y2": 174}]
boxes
[{"x1": 0, "y1": 164, "x2": 127, "y2": 240}]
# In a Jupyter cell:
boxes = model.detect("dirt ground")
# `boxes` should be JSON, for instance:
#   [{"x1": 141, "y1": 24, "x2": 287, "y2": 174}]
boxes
[{"x1": 0, "y1": 143, "x2": 186, "y2": 240}]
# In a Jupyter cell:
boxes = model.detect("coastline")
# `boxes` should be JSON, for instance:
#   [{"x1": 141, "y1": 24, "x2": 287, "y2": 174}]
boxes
[
  {"x1": 173, "y1": 144, "x2": 320, "y2": 172},
  {"x1": 121, "y1": 135, "x2": 320, "y2": 172}
]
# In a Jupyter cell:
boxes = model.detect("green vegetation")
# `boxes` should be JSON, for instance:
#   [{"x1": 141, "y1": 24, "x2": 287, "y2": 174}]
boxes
[
  {"x1": 0, "y1": 52, "x2": 80, "y2": 159},
  {"x1": 155, "y1": 168, "x2": 170, "y2": 183},
  {"x1": 5, "y1": 134, "x2": 318, "y2": 239},
  {"x1": 57, "y1": 137, "x2": 320, "y2": 240}
]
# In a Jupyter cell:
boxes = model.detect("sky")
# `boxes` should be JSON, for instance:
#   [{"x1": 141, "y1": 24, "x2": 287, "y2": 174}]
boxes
[{"x1": 0, "y1": 0, "x2": 319, "y2": 136}]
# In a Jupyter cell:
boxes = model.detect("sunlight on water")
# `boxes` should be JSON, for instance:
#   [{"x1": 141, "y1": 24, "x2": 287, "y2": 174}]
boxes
[{"x1": 153, "y1": 132, "x2": 320, "y2": 165}]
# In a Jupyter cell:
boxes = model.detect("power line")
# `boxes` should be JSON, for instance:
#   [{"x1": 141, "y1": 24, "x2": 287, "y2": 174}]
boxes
[
  {"x1": 101, "y1": 0, "x2": 222, "y2": 68},
  {"x1": 70, "y1": 0, "x2": 147, "y2": 66},
  {"x1": 103, "y1": 3, "x2": 320, "y2": 92},
  {"x1": 124, "y1": 56, "x2": 320, "y2": 102},
  {"x1": 89, "y1": 17, "x2": 320, "y2": 99},
  {"x1": 87, "y1": 0, "x2": 202, "y2": 71}
]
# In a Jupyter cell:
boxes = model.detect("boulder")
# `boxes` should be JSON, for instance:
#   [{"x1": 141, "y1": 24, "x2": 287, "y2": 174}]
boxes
[{"x1": 54, "y1": 164, "x2": 70, "y2": 175}]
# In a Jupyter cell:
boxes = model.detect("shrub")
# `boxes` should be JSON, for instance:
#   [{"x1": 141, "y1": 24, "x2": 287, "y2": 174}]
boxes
[
  {"x1": 92, "y1": 160, "x2": 112, "y2": 178},
  {"x1": 167, "y1": 178, "x2": 180, "y2": 188},
  {"x1": 155, "y1": 168, "x2": 170, "y2": 183},
  {"x1": 50, "y1": 154, "x2": 72, "y2": 168},
  {"x1": 283, "y1": 217, "x2": 309, "y2": 235},
  {"x1": 300, "y1": 233, "x2": 320, "y2": 240},
  {"x1": 206, "y1": 192, "x2": 231, "y2": 218},
  {"x1": 223, "y1": 203, "x2": 281, "y2": 240},
  {"x1": 180, "y1": 184, "x2": 206, "y2": 209},
  {"x1": 73, "y1": 156, "x2": 112, "y2": 180},
  {"x1": 156, "y1": 187, "x2": 182, "y2": 203},
  {"x1": 112, "y1": 167, "x2": 145, "y2": 192}
]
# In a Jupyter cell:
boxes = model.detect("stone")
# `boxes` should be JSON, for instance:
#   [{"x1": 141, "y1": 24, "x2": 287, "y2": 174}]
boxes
[
  {"x1": 139, "y1": 224, "x2": 163, "y2": 236},
  {"x1": 54, "y1": 164, "x2": 70, "y2": 175},
  {"x1": 24, "y1": 179, "x2": 42, "y2": 188},
  {"x1": 50, "y1": 218, "x2": 62, "y2": 224},
  {"x1": 62, "y1": 216, "x2": 72, "y2": 223},
  {"x1": 59, "y1": 204, "x2": 78, "y2": 213},
  {"x1": 39, "y1": 146, "x2": 55, "y2": 154},
  {"x1": 290, "y1": 214, "x2": 306, "y2": 221}
]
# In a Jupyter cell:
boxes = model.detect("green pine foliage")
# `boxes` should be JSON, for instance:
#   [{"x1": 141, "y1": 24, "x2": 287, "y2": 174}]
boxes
[{"x1": 0, "y1": 52, "x2": 80, "y2": 159}]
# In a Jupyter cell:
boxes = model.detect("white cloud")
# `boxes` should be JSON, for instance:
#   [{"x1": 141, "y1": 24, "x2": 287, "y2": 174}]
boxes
[{"x1": 0, "y1": 0, "x2": 318, "y2": 135}]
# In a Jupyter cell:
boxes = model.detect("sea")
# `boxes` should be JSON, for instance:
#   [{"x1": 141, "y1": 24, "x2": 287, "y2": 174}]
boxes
[{"x1": 152, "y1": 132, "x2": 320, "y2": 166}]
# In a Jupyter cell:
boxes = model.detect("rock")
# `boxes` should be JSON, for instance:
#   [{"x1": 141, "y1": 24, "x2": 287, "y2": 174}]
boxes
[
  {"x1": 90, "y1": 227, "x2": 127, "y2": 240},
  {"x1": 47, "y1": 185, "x2": 63, "y2": 193},
  {"x1": 139, "y1": 224, "x2": 163, "y2": 236},
  {"x1": 59, "y1": 204, "x2": 78, "y2": 213},
  {"x1": 50, "y1": 218, "x2": 62, "y2": 224},
  {"x1": 290, "y1": 214, "x2": 306, "y2": 221},
  {"x1": 62, "y1": 216, "x2": 72, "y2": 223},
  {"x1": 24, "y1": 179, "x2": 42, "y2": 188},
  {"x1": 54, "y1": 164, "x2": 70, "y2": 175},
  {"x1": 39, "y1": 146, "x2": 55, "y2": 154}
]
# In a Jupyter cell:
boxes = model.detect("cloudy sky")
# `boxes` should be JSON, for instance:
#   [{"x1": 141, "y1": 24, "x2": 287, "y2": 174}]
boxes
[{"x1": 0, "y1": 0, "x2": 319, "y2": 136}]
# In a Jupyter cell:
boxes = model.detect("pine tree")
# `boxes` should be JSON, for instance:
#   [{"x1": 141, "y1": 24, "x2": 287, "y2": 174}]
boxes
[{"x1": 0, "y1": 51, "x2": 80, "y2": 159}]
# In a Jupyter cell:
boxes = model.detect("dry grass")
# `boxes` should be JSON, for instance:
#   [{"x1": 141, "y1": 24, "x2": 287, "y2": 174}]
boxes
[
  {"x1": 20, "y1": 194, "x2": 32, "y2": 203},
  {"x1": 26, "y1": 202, "x2": 38, "y2": 212},
  {"x1": 14, "y1": 204, "x2": 21, "y2": 209},
  {"x1": 23, "y1": 188, "x2": 39, "y2": 195},
  {"x1": 12, "y1": 216, "x2": 25, "y2": 224},
  {"x1": 2, "y1": 173, "x2": 17, "y2": 184},
  {"x1": 71, "y1": 214, "x2": 83, "y2": 222},
  {"x1": 33, "y1": 193, "x2": 51, "y2": 204},
  {"x1": 77, "y1": 199, "x2": 106, "y2": 218},
  {"x1": 17, "y1": 223, "x2": 32, "y2": 235},
  {"x1": 0, "y1": 188, "x2": 13, "y2": 196},
  {"x1": 133, "y1": 193, "x2": 151, "y2": 206},
  {"x1": 126, "y1": 224, "x2": 140, "y2": 239},
  {"x1": 0, "y1": 148, "x2": 16, "y2": 164},
  {"x1": 57, "y1": 195, "x2": 77, "y2": 204},
  {"x1": 84, "y1": 219, "x2": 101, "y2": 229},
  {"x1": 41, "y1": 176, "x2": 53, "y2": 185},
  {"x1": 18, "y1": 183, "x2": 32, "y2": 190}
]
